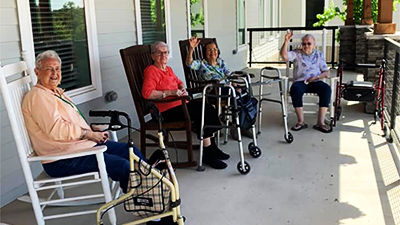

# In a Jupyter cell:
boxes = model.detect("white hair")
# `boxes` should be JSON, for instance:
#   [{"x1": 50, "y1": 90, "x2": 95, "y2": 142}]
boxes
[
  {"x1": 301, "y1": 34, "x2": 316, "y2": 43},
  {"x1": 35, "y1": 50, "x2": 62, "y2": 69},
  {"x1": 151, "y1": 41, "x2": 169, "y2": 53}
]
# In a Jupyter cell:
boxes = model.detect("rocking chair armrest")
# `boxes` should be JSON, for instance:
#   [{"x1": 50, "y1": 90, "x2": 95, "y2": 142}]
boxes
[
  {"x1": 187, "y1": 78, "x2": 219, "y2": 85},
  {"x1": 151, "y1": 95, "x2": 192, "y2": 104},
  {"x1": 149, "y1": 96, "x2": 192, "y2": 122},
  {"x1": 231, "y1": 71, "x2": 255, "y2": 78},
  {"x1": 27, "y1": 146, "x2": 107, "y2": 162},
  {"x1": 186, "y1": 87, "x2": 203, "y2": 95}
]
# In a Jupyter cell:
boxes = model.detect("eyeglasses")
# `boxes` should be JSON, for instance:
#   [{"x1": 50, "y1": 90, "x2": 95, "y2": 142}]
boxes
[
  {"x1": 154, "y1": 51, "x2": 169, "y2": 56},
  {"x1": 302, "y1": 42, "x2": 312, "y2": 46},
  {"x1": 206, "y1": 48, "x2": 218, "y2": 53},
  {"x1": 44, "y1": 67, "x2": 61, "y2": 72}
]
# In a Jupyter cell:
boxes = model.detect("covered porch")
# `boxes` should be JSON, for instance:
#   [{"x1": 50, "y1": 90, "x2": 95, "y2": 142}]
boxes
[{"x1": 1, "y1": 68, "x2": 399, "y2": 225}]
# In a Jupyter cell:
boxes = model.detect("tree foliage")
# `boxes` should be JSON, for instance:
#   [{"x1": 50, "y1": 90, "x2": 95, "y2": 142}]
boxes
[
  {"x1": 53, "y1": 2, "x2": 86, "y2": 41},
  {"x1": 313, "y1": 1, "x2": 346, "y2": 26},
  {"x1": 314, "y1": 0, "x2": 399, "y2": 27},
  {"x1": 190, "y1": 0, "x2": 204, "y2": 27}
]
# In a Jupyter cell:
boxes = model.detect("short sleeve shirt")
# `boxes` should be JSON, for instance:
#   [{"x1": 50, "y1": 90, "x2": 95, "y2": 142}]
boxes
[
  {"x1": 287, "y1": 49, "x2": 329, "y2": 82},
  {"x1": 188, "y1": 58, "x2": 231, "y2": 82},
  {"x1": 142, "y1": 65, "x2": 185, "y2": 113}
]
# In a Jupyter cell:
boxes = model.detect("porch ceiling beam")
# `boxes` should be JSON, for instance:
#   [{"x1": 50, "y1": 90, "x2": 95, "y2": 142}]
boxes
[
  {"x1": 362, "y1": 0, "x2": 373, "y2": 25},
  {"x1": 374, "y1": 0, "x2": 396, "y2": 34},
  {"x1": 345, "y1": 0, "x2": 355, "y2": 25}
]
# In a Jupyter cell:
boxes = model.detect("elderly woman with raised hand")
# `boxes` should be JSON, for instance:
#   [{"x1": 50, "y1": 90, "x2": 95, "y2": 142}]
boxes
[
  {"x1": 142, "y1": 41, "x2": 229, "y2": 170},
  {"x1": 280, "y1": 32, "x2": 332, "y2": 133},
  {"x1": 185, "y1": 36, "x2": 231, "y2": 82},
  {"x1": 22, "y1": 50, "x2": 144, "y2": 193},
  {"x1": 185, "y1": 36, "x2": 253, "y2": 139}
]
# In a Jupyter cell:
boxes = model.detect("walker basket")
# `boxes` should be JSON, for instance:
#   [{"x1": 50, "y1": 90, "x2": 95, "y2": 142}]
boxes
[
  {"x1": 124, "y1": 159, "x2": 171, "y2": 218},
  {"x1": 343, "y1": 81, "x2": 375, "y2": 102}
]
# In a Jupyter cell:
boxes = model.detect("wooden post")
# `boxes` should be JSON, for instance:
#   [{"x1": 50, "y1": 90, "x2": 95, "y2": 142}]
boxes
[
  {"x1": 374, "y1": 0, "x2": 396, "y2": 34},
  {"x1": 345, "y1": 0, "x2": 355, "y2": 25},
  {"x1": 361, "y1": 0, "x2": 373, "y2": 25}
]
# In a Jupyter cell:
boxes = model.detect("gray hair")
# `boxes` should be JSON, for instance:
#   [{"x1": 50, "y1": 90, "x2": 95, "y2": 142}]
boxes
[
  {"x1": 301, "y1": 34, "x2": 316, "y2": 43},
  {"x1": 151, "y1": 41, "x2": 169, "y2": 54},
  {"x1": 35, "y1": 50, "x2": 62, "y2": 69}
]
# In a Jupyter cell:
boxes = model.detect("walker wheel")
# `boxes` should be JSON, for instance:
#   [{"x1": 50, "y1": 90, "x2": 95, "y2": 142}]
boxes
[
  {"x1": 284, "y1": 132, "x2": 294, "y2": 143},
  {"x1": 336, "y1": 106, "x2": 342, "y2": 121},
  {"x1": 383, "y1": 125, "x2": 393, "y2": 143},
  {"x1": 248, "y1": 142, "x2": 255, "y2": 150},
  {"x1": 249, "y1": 145, "x2": 262, "y2": 158},
  {"x1": 237, "y1": 161, "x2": 251, "y2": 174},
  {"x1": 196, "y1": 166, "x2": 205, "y2": 172}
]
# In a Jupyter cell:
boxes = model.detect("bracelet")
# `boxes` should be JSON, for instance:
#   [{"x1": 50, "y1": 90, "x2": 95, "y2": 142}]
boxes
[{"x1": 81, "y1": 129, "x2": 87, "y2": 140}]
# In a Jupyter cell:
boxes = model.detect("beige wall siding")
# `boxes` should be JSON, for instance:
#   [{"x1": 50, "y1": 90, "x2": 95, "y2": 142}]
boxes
[
  {"x1": 206, "y1": 0, "x2": 247, "y2": 71},
  {"x1": 82, "y1": 0, "x2": 138, "y2": 132},
  {"x1": 0, "y1": 0, "x2": 43, "y2": 207},
  {"x1": 281, "y1": 0, "x2": 305, "y2": 27},
  {"x1": 164, "y1": 0, "x2": 190, "y2": 81},
  {"x1": 0, "y1": 0, "x2": 140, "y2": 206}
]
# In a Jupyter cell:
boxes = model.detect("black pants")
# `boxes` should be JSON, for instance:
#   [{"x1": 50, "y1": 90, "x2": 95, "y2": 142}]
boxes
[{"x1": 161, "y1": 100, "x2": 221, "y2": 139}]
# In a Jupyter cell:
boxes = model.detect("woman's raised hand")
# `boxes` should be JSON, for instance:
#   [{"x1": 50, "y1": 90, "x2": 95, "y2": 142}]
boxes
[
  {"x1": 189, "y1": 36, "x2": 200, "y2": 50},
  {"x1": 285, "y1": 30, "x2": 293, "y2": 42}
]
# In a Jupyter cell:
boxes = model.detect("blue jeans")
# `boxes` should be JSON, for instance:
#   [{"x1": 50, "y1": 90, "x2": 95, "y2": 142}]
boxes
[
  {"x1": 42, "y1": 141, "x2": 144, "y2": 193},
  {"x1": 290, "y1": 80, "x2": 332, "y2": 108}
]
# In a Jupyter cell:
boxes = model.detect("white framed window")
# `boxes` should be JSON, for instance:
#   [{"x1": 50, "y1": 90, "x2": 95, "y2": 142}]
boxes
[
  {"x1": 237, "y1": 0, "x2": 246, "y2": 48},
  {"x1": 187, "y1": 0, "x2": 207, "y2": 38},
  {"x1": 135, "y1": 0, "x2": 171, "y2": 49},
  {"x1": 258, "y1": 0, "x2": 267, "y2": 44},
  {"x1": 269, "y1": 0, "x2": 274, "y2": 37},
  {"x1": 17, "y1": 0, "x2": 102, "y2": 105}
]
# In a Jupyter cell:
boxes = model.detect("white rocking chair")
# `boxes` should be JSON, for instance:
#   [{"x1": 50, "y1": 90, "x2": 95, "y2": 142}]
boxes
[{"x1": 0, "y1": 52, "x2": 116, "y2": 225}]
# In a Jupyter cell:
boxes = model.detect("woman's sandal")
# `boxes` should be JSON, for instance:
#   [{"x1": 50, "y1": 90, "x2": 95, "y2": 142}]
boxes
[
  {"x1": 313, "y1": 124, "x2": 332, "y2": 133},
  {"x1": 291, "y1": 123, "x2": 308, "y2": 131}
]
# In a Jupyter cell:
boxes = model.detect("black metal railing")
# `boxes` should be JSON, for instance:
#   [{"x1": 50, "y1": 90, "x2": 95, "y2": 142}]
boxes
[
  {"x1": 384, "y1": 37, "x2": 400, "y2": 142},
  {"x1": 247, "y1": 26, "x2": 339, "y2": 67}
]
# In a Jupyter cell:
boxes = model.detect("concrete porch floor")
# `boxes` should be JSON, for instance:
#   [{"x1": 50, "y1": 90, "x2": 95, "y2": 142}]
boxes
[{"x1": 1, "y1": 69, "x2": 399, "y2": 225}]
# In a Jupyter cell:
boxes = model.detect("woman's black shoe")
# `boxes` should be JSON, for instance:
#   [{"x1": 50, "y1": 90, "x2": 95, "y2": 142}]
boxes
[
  {"x1": 211, "y1": 138, "x2": 230, "y2": 160},
  {"x1": 147, "y1": 216, "x2": 176, "y2": 225},
  {"x1": 203, "y1": 146, "x2": 228, "y2": 169}
]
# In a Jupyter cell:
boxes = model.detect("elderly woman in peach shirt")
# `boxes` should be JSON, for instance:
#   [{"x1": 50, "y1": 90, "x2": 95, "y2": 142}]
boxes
[{"x1": 22, "y1": 50, "x2": 143, "y2": 193}]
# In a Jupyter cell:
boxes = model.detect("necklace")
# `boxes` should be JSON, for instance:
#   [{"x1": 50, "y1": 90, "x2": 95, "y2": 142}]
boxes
[{"x1": 54, "y1": 94, "x2": 86, "y2": 121}]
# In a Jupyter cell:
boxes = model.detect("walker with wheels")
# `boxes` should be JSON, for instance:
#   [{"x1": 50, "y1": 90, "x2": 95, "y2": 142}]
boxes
[
  {"x1": 253, "y1": 66, "x2": 293, "y2": 143},
  {"x1": 198, "y1": 76, "x2": 259, "y2": 174},
  {"x1": 90, "y1": 109, "x2": 185, "y2": 225},
  {"x1": 334, "y1": 59, "x2": 391, "y2": 141}
]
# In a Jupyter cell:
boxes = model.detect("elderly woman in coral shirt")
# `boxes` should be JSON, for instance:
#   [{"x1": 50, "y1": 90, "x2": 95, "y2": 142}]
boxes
[
  {"x1": 22, "y1": 50, "x2": 144, "y2": 193},
  {"x1": 142, "y1": 41, "x2": 229, "y2": 170}
]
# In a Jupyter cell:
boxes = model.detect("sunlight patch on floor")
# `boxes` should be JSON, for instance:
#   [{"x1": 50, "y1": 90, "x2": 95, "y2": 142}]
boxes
[
  {"x1": 346, "y1": 101, "x2": 363, "y2": 106},
  {"x1": 376, "y1": 145, "x2": 400, "y2": 186},
  {"x1": 337, "y1": 125, "x2": 386, "y2": 224},
  {"x1": 388, "y1": 185, "x2": 400, "y2": 225},
  {"x1": 341, "y1": 119, "x2": 365, "y2": 128}
]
